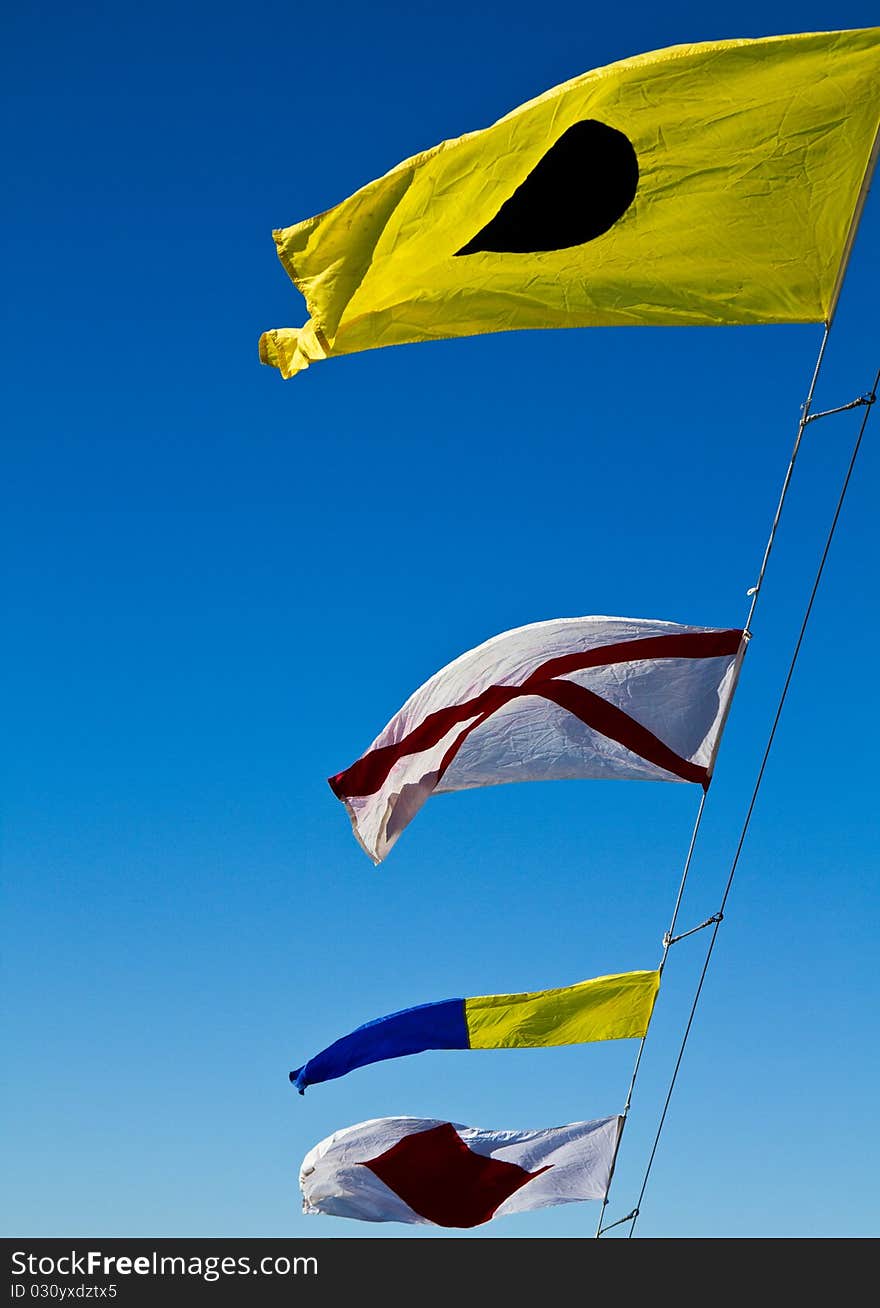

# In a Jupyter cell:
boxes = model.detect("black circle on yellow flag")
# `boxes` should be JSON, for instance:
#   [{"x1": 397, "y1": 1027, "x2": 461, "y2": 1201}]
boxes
[{"x1": 456, "y1": 119, "x2": 639, "y2": 255}]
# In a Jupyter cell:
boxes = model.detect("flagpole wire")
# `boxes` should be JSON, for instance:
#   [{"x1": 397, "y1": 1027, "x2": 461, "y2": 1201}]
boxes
[
  {"x1": 744, "y1": 322, "x2": 831, "y2": 634},
  {"x1": 599, "y1": 321, "x2": 839, "y2": 1235},
  {"x1": 596, "y1": 321, "x2": 831, "y2": 1229},
  {"x1": 599, "y1": 322, "x2": 830, "y2": 1236},
  {"x1": 624, "y1": 360, "x2": 879, "y2": 1239},
  {"x1": 594, "y1": 785, "x2": 708, "y2": 1236}
]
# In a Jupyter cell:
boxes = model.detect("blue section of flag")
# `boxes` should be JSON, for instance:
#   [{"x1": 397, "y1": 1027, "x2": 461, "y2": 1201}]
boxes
[{"x1": 290, "y1": 998, "x2": 468, "y2": 1092}]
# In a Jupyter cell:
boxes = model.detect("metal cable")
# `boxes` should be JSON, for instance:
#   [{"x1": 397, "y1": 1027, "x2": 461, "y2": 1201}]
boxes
[
  {"x1": 595, "y1": 325, "x2": 831, "y2": 1237},
  {"x1": 744, "y1": 324, "x2": 831, "y2": 633},
  {"x1": 593, "y1": 789, "x2": 708, "y2": 1236},
  {"x1": 625, "y1": 363, "x2": 878, "y2": 1238}
]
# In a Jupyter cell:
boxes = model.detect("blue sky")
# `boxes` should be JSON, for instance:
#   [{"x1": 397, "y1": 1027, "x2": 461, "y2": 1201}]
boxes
[{"x1": 2, "y1": 1, "x2": 878, "y2": 1239}]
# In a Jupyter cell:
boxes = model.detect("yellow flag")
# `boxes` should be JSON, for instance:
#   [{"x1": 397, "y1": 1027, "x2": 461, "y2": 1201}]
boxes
[
  {"x1": 260, "y1": 29, "x2": 880, "y2": 379},
  {"x1": 464, "y1": 970, "x2": 660, "y2": 1049}
]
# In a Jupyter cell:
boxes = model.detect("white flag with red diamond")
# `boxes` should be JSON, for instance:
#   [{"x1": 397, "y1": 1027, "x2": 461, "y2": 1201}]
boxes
[
  {"x1": 300, "y1": 1115, "x2": 623, "y2": 1227},
  {"x1": 329, "y1": 615, "x2": 747, "y2": 863}
]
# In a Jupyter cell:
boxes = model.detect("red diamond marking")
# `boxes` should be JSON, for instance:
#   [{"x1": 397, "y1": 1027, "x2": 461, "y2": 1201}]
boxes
[{"x1": 360, "y1": 1122, "x2": 552, "y2": 1227}]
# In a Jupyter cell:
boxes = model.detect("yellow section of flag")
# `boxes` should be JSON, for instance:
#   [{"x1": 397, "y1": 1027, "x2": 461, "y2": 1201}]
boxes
[
  {"x1": 464, "y1": 969, "x2": 660, "y2": 1049},
  {"x1": 259, "y1": 29, "x2": 880, "y2": 378}
]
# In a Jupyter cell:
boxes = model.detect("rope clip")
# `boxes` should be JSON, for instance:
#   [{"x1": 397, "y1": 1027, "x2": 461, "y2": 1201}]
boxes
[
  {"x1": 666, "y1": 911, "x2": 723, "y2": 946},
  {"x1": 804, "y1": 393, "x2": 876, "y2": 425}
]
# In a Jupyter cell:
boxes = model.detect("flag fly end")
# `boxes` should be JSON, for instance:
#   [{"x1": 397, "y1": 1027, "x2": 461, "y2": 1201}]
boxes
[{"x1": 259, "y1": 324, "x2": 331, "y2": 378}]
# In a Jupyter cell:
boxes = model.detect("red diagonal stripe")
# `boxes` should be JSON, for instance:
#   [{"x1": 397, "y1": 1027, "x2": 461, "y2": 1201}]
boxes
[
  {"x1": 432, "y1": 677, "x2": 707, "y2": 790},
  {"x1": 329, "y1": 629, "x2": 741, "y2": 799},
  {"x1": 534, "y1": 679, "x2": 708, "y2": 784},
  {"x1": 520, "y1": 629, "x2": 742, "y2": 686},
  {"x1": 329, "y1": 682, "x2": 517, "y2": 799}
]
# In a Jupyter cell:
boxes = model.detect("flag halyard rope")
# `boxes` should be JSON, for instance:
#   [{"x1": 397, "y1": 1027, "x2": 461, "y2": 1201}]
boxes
[
  {"x1": 597, "y1": 323, "x2": 877, "y2": 1236},
  {"x1": 744, "y1": 324, "x2": 831, "y2": 628},
  {"x1": 597, "y1": 325, "x2": 831, "y2": 1234},
  {"x1": 594, "y1": 784, "x2": 709, "y2": 1236},
  {"x1": 619, "y1": 360, "x2": 879, "y2": 1239}
]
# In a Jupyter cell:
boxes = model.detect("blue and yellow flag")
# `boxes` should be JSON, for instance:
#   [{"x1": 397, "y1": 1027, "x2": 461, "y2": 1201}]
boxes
[
  {"x1": 260, "y1": 29, "x2": 880, "y2": 378},
  {"x1": 290, "y1": 969, "x2": 660, "y2": 1091}
]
